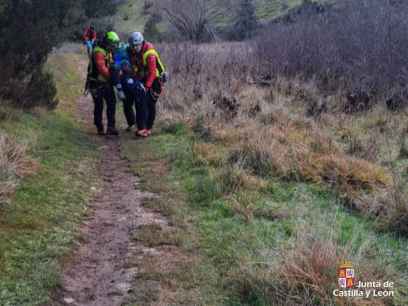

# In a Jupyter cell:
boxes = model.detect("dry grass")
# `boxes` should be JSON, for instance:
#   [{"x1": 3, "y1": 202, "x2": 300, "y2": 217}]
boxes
[
  {"x1": 133, "y1": 223, "x2": 182, "y2": 247},
  {"x1": 271, "y1": 232, "x2": 393, "y2": 306},
  {"x1": 275, "y1": 235, "x2": 340, "y2": 304},
  {"x1": 225, "y1": 226, "x2": 396, "y2": 306},
  {"x1": 159, "y1": 41, "x2": 408, "y2": 234},
  {"x1": 192, "y1": 142, "x2": 225, "y2": 167},
  {"x1": 217, "y1": 118, "x2": 391, "y2": 195},
  {"x1": 0, "y1": 133, "x2": 39, "y2": 204}
]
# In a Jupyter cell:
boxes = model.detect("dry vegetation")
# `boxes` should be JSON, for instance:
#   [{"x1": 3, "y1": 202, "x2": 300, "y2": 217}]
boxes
[
  {"x1": 151, "y1": 36, "x2": 408, "y2": 303},
  {"x1": 227, "y1": 226, "x2": 398, "y2": 306},
  {"x1": 158, "y1": 35, "x2": 408, "y2": 236},
  {"x1": 0, "y1": 132, "x2": 38, "y2": 204},
  {"x1": 258, "y1": 0, "x2": 408, "y2": 106}
]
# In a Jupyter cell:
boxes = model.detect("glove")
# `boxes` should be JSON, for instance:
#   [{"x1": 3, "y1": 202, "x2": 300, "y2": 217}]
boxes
[
  {"x1": 139, "y1": 83, "x2": 146, "y2": 93},
  {"x1": 117, "y1": 90, "x2": 125, "y2": 100},
  {"x1": 160, "y1": 71, "x2": 169, "y2": 83},
  {"x1": 147, "y1": 88, "x2": 160, "y2": 101}
]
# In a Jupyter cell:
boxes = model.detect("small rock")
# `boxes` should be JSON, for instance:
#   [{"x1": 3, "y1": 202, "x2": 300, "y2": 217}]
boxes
[
  {"x1": 64, "y1": 297, "x2": 75, "y2": 304},
  {"x1": 116, "y1": 282, "x2": 131, "y2": 292}
]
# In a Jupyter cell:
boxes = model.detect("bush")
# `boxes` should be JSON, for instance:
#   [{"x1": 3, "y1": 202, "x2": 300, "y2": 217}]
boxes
[
  {"x1": 256, "y1": 0, "x2": 408, "y2": 99},
  {"x1": 0, "y1": 0, "x2": 115, "y2": 109},
  {"x1": 23, "y1": 70, "x2": 58, "y2": 109}
]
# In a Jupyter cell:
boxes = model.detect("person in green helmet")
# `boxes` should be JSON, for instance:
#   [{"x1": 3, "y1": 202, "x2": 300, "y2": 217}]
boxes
[{"x1": 86, "y1": 31, "x2": 120, "y2": 135}]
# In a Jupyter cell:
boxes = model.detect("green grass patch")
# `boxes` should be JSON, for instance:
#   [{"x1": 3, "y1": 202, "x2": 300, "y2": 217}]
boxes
[{"x1": 0, "y1": 52, "x2": 99, "y2": 305}]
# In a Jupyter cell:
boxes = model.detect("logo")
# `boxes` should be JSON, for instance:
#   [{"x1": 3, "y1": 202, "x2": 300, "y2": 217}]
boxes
[
  {"x1": 338, "y1": 261, "x2": 355, "y2": 289},
  {"x1": 333, "y1": 260, "x2": 395, "y2": 298}
]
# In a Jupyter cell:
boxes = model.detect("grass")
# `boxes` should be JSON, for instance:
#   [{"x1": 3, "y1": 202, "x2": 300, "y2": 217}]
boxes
[
  {"x1": 0, "y1": 133, "x2": 38, "y2": 204},
  {"x1": 256, "y1": 0, "x2": 304, "y2": 20},
  {"x1": 121, "y1": 121, "x2": 408, "y2": 305},
  {"x1": 113, "y1": 0, "x2": 147, "y2": 34},
  {"x1": 0, "y1": 51, "x2": 100, "y2": 305}
]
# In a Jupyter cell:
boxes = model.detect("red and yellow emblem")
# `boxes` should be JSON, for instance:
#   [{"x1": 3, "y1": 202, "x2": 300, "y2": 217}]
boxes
[{"x1": 338, "y1": 261, "x2": 355, "y2": 289}]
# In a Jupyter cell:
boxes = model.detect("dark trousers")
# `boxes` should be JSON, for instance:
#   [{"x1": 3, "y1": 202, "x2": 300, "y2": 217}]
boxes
[
  {"x1": 91, "y1": 84, "x2": 116, "y2": 129},
  {"x1": 122, "y1": 76, "x2": 147, "y2": 130},
  {"x1": 123, "y1": 97, "x2": 136, "y2": 127},
  {"x1": 145, "y1": 92, "x2": 157, "y2": 129},
  {"x1": 123, "y1": 95, "x2": 147, "y2": 130},
  {"x1": 146, "y1": 79, "x2": 162, "y2": 129}
]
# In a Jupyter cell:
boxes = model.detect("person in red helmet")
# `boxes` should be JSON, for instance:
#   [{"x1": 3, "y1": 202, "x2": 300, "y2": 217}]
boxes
[
  {"x1": 83, "y1": 25, "x2": 97, "y2": 55},
  {"x1": 127, "y1": 32, "x2": 168, "y2": 137}
]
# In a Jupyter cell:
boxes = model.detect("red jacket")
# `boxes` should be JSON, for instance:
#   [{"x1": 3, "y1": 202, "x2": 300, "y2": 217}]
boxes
[
  {"x1": 83, "y1": 27, "x2": 97, "y2": 42},
  {"x1": 129, "y1": 42, "x2": 157, "y2": 89}
]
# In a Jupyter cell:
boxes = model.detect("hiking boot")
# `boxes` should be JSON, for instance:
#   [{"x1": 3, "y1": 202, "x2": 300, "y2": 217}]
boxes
[
  {"x1": 106, "y1": 127, "x2": 119, "y2": 136},
  {"x1": 97, "y1": 126, "x2": 105, "y2": 135}
]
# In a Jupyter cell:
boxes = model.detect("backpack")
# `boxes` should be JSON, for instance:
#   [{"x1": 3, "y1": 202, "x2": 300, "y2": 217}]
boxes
[{"x1": 84, "y1": 45, "x2": 111, "y2": 93}]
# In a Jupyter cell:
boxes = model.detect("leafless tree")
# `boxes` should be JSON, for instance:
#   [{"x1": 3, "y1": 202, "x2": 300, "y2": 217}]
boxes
[{"x1": 159, "y1": 0, "x2": 231, "y2": 42}]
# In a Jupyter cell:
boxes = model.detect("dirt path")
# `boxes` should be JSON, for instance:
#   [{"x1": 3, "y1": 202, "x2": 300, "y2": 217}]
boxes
[{"x1": 51, "y1": 73, "x2": 167, "y2": 306}]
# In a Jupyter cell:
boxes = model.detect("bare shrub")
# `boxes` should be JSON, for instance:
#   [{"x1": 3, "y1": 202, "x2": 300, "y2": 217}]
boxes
[
  {"x1": 386, "y1": 88, "x2": 408, "y2": 112},
  {"x1": 160, "y1": 0, "x2": 226, "y2": 42},
  {"x1": 212, "y1": 93, "x2": 240, "y2": 119},
  {"x1": 344, "y1": 90, "x2": 372, "y2": 114},
  {"x1": 256, "y1": 0, "x2": 408, "y2": 101}
]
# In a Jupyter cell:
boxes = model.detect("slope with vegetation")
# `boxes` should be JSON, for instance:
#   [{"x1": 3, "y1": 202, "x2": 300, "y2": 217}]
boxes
[
  {"x1": 0, "y1": 50, "x2": 100, "y2": 305},
  {"x1": 1, "y1": 0, "x2": 408, "y2": 305}
]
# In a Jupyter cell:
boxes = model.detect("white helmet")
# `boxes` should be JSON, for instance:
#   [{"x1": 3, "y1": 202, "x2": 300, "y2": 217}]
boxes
[{"x1": 128, "y1": 32, "x2": 144, "y2": 46}]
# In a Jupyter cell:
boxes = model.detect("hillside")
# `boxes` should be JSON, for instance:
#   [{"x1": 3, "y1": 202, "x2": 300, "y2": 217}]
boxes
[{"x1": 112, "y1": 0, "x2": 326, "y2": 35}]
